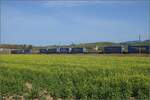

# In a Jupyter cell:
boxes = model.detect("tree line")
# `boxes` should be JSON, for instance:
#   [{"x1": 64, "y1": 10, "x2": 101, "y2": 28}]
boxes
[{"x1": 0, "y1": 44, "x2": 33, "y2": 49}]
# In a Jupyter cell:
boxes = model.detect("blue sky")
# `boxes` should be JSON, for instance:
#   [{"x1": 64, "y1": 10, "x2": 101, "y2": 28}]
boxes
[{"x1": 1, "y1": 0, "x2": 150, "y2": 45}]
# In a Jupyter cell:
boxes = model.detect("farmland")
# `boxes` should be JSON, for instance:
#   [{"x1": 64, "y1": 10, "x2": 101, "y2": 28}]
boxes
[{"x1": 0, "y1": 54, "x2": 150, "y2": 100}]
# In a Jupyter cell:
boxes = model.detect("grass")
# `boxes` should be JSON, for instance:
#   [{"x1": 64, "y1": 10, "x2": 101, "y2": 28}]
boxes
[{"x1": 0, "y1": 54, "x2": 150, "y2": 99}]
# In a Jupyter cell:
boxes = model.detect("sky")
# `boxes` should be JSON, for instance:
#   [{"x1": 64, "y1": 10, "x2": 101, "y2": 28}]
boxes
[{"x1": 0, "y1": 0, "x2": 150, "y2": 46}]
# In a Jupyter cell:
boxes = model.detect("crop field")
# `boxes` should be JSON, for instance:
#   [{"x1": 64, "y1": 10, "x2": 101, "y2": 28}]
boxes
[{"x1": 0, "y1": 54, "x2": 150, "y2": 100}]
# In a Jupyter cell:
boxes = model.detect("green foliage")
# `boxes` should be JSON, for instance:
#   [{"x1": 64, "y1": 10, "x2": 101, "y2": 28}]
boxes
[{"x1": 0, "y1": 54, "x2": 150, "y2": 99}]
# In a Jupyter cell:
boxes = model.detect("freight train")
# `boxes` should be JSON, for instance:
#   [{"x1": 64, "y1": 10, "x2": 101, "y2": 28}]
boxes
[{"x1": 11, "y1": 46, "x2": 150, "y2": 54}]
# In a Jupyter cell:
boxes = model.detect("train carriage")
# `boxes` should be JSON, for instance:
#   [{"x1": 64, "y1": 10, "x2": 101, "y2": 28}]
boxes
[
  {"x1": 71, "y1": 48, "x2": 86, "y2": 53},
  {"x1": 11, "y1": 49, "x2": 32, "y2": 54},
  {"x1": 24, "y1": 49, "x2": 32, "y2": 54},
  {"x1": 58, "y1": 48, "x2": 71, "y2": 53},
  {"x1": 39, "y1": 49, "x2": 48, "y2": 54},
  {"x1": 103, "y1": 46, "x2": 122, "y2": 54},
  {"x1": 47, "y1": 48, "x2": 58, "y2": 54},
  {"x1": 128, "y1": 46, "x2": 150, "y2": 54},
  {"x1": 11, "y1": 49, "x2": 24, "y2": 54}
]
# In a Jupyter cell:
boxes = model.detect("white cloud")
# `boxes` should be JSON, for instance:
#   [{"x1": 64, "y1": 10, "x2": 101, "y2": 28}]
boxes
[
  {"x1": 42, "y1": 1, "x2": 89, "y2": 7},
  {"x1": 41, "y1": 0, "x2": 149, "y2": 7}
]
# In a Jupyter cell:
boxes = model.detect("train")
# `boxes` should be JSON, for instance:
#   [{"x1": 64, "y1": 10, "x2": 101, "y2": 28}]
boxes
[{"x1": 11, "y1": 46, "x2": 150, "y2": 54}]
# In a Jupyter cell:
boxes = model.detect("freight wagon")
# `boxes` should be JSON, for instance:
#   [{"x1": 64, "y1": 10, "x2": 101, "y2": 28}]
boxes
[
  {"x1": 103, "y1": 46, "x2": 122, "y2": 54},
  {"x1": 128, "y1": 46, "x2": 150, "y2": 54},
  {"x1": 11, "y1": 49, "x2": 23, "y2": 54},
  {"x1": 71, "y1": 48, "x2": 86, "y2": 53},
  {"x1": 58, "y1": 48, "x2": 71, "y2": 53},
  {"x1": 47, "y1": 48, "x2": 58, "y2": 54},
  {"x1": 23, "y1": 49, "x2": 32, "y2": 54},
  {"x1": 11, "y1": 49, "x2": 32, "y2": 54},
  {"x1": 39, "y1": 49, "x2": 48, "y2": 54}
]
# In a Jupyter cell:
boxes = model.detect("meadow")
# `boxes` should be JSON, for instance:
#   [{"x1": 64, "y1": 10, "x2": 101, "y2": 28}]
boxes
[{"x1": 0, "y1": 54, "x2": 150, "y2": 100}]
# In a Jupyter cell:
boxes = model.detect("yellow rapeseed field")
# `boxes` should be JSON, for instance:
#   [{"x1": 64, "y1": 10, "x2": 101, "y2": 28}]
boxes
[{"x1": 0, "y1": 54, "x2": 150, "y2": 99}]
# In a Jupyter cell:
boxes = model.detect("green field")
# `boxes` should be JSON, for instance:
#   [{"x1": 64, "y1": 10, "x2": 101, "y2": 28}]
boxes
[{"x1": 0, "y1": 54, "x2": 150, "y2": 99}]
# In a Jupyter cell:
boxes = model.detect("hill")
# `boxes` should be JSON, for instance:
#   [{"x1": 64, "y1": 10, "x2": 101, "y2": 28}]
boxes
[{"x1": 0, "y1": 40, "x2": 149, "y2": 49}]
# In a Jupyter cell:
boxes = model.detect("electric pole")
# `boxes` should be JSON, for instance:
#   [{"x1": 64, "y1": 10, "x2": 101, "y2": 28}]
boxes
[
  {"x1": 139, "y1": 34, "x2": 141, "y2": 54},
  {"x1": 139, "y1": 34, "x2": 141, "y2": 42}
]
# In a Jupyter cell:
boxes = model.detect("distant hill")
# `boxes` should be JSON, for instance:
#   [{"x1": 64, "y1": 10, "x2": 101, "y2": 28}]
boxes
[
  {"x1": 66, "y1": 40, "x2": 150, "y2": 48},
  {"x1": 119, "y1": 40, "x2": 150, "y2": 46},
  {"x1": 0, "y1": 40, "x2": 149, "y2": 49},
  {"x1": 70, "y1": 42, "x2": 114, "y2": 48}
]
